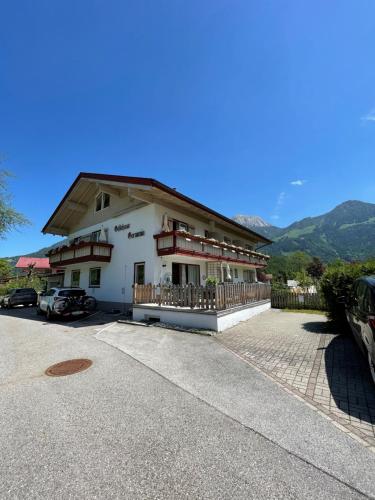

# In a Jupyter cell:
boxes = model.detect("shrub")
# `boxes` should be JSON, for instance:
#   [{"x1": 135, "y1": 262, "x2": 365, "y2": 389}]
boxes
[
  {"x1": 320, "y1": 259, "x2": 375, "y2": 325},
  {"x1": 0, "y1": 276, "x2": 46, "y2": 297},
  {"x1": 205, "y1": 276, "x2": 218, "y2": 286}
]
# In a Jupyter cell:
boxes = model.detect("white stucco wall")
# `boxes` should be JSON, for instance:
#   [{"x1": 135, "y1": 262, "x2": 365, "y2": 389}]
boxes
[
  {"x1": 64, "y1": 203, "x2": 159, "y2": 304},
  {"x1": 132, "y1": 300, "x2": 271, "y2": 332},
  {"x1": 60, "y1": 197, "x2": 263, "y2": 308},
  {"x1": 216, "y1": 301, "x2": 271, "y2": 331}
]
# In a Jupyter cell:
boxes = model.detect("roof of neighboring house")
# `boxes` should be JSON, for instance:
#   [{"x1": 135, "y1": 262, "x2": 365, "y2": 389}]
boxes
[
  {"x1": 15, "y1": 257, "x2": 51, "y2": 269},
  {"x1": 42, "y1": 172, "x2": 272, "y2": 245}
]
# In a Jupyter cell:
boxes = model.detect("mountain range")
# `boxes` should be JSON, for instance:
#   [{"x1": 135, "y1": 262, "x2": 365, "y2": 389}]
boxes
[
  {"x1": 234, "y1": 200, "x2": 375, "y2": 261},
  {"x1": 4, "y1": 200, "x2": 375, "y2": 264}
]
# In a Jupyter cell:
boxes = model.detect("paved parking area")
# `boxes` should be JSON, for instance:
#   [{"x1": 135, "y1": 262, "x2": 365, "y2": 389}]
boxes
[
  {"x1": 4, "y1": 306, "x2": 375, "y2": 498},
  {"x1": 217, "y1": 309, "x2": 375, "y2": 449}
]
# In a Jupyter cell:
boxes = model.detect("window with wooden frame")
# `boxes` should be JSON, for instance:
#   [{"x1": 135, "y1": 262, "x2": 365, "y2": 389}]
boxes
[
  {"x1": 168, "y1": 218, "x2": 194, "y2": 233},
  {"x1": 243, "y1": 269, "x2": 255, "y2": 283},
  {"x1": 71, "y1": 270, "x2": 80, "y2": 287},
  {"x1": 90, "y1": 229, "x2": 108, "y2": 242},
  {"x1": 95, "y1": 192, "x2": 111, "y2": 212},
  {"x1": 134, "y1": 262, "x2": 145, "y2": 285},
  {"x1": 89, "y1": 268, "x2": 101, "y2": 287}
]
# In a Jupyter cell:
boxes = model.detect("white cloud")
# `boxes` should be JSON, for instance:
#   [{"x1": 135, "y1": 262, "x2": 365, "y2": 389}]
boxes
[
  {"x1": 290, "y1": 179, "x2": 306, "y2": 186},
  {"x1": 361, "y1": 109, "x2": 375, "y2": 122},
  {"x1": 271, "y1": 191, "x2": 286, "y2": 221},
  {"x1": 276, "y1": 191, "x2": 286, "y2": 208}
]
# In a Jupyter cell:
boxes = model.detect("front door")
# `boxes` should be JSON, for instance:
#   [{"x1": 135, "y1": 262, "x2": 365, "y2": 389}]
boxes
[{"x1": 134, "y1": 262, "x2": 145, "y2": 285}]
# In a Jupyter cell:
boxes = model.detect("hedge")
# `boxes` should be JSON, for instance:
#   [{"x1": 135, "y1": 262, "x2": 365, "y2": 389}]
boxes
[{"x1": 320, "y1": 259, "x2": 375, "y2": 325}]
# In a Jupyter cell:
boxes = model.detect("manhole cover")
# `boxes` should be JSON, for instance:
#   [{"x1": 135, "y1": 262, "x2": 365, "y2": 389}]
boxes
[{"x1": 45, "y1": 359, "x2": 92, "y2": 377}]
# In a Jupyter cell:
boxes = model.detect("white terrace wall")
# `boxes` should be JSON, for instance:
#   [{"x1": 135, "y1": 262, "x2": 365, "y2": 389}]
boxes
[{"x1": 133, "y1": 300, "x2": 271, "y2": 332}]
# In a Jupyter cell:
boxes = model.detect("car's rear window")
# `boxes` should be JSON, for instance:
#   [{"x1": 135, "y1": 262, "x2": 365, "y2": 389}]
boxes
[
  {"x1": 369, "y1": 285, "x2": 375, "y2": 312},
  {"x1": 58, "y1": 290, "x2": 86, "y2": 298},
  {"x1": 16, "y1": 288, "x2": 36, "y2": 294}
]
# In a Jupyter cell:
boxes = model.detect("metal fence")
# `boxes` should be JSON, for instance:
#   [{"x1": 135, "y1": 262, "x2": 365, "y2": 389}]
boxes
[
  {"x1": 133, "y1": 282, "x2": 271, "y2": 311},
  {"x1": 271, "y1": 290, "x2": 327, "y2": 310}
]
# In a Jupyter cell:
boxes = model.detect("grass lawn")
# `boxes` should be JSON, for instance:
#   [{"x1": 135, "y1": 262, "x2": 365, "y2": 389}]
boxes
[{"x1": 281, "y1": 309, "x2": 328, "y2": 315}]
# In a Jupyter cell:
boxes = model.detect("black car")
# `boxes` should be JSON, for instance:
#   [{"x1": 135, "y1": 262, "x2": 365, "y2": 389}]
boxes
[
  {"x1": 346, "y1": 276, "x2": 375, "y2": 385},
  {"x1": 1, "y1": 288, "x2": 38, "y2": 308}
]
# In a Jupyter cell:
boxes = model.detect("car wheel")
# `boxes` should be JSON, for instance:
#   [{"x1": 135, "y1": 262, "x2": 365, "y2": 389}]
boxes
[
  {"x1": 368, "y1": 353, "x2": 375, "y2": 385},
  {"x1": 36, "y1": 305, "x2": 43, "y2": 315},
  {"x1": 46, "y1": 307, "x2": 53, "y2": 321},
  {"x1": 7, "y1": 301, "x2": 12, "y2": 309}
]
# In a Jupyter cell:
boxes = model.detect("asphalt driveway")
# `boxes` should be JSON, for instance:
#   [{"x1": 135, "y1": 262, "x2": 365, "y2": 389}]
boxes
[{"x1": 1, "y1": 306, "x2": 375, "y2": 499}]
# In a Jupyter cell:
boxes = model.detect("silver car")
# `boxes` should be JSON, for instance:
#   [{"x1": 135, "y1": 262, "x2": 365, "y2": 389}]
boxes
[{"x1": 37, "y1": 287, "x2": 96, "y2": 321}]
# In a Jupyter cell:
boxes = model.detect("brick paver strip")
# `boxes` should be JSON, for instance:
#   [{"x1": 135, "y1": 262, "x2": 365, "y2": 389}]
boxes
[{"x1": 216, "y1": 309, "x2": 375, "y2": 451}]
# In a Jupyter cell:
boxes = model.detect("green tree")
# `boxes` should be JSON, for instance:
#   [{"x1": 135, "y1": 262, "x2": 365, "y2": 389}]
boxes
[
  {"x1": 265, "y1": 251, "x2": 312, "y2": 285},
  {"x1": 288, "y1": 251, "x2": 312, "y2": 276},
  {"x1": 0, "y1": 258, "x2": 12, "y2": 279},
  {"x1": 306, "y1": 257, "x2": 325, "y2": 280},
  {"x1": 0, "y1": 170, "x2": 30, "y2": 238},
  {"x1": 294, "y1": 270, "x2": 314, "y2": 292}
]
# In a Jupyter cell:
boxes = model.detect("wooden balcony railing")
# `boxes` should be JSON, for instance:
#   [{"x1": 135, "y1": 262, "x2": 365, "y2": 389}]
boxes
[
  {"x1": 133, "y1": 282, "x2": 271, "y2": 311},
  {"x1": 154, "y1": 231, "x2": 270, "y2": 268},
  {"x1": 48, "y1": 241, "x2": 114, "y2": 267}
]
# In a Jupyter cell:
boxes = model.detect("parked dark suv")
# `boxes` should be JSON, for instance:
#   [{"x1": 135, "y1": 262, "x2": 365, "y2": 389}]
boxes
[
  {"x1": 0, "y1": 288, "x2": 38, "y2": 308},
  {"x1": 346, "y1": 276, "x2": 375, "y2": 385}
]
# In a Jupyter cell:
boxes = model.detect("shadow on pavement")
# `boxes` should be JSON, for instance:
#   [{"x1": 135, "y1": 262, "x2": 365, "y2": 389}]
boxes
[
  {"x1": 0, "y1": 305, "x2": 122, "y2": 329},
  {"x1": 302, "y1": 320, "x2": 335, "y2": 334},
  {"x1": 324, "y1": 334, "x2": 375, "y2": 426},
  {"x1": 301, "y1": 317, "x2": 375, "y2": 425}
]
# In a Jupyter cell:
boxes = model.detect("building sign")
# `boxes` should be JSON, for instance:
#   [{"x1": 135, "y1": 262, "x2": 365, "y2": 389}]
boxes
[
  {"x1": 128, "y1": 230, "x2": 145, "y2": 239},
  {"x1": 114, "y1": 224, "x2": 130, "y2": 232}
]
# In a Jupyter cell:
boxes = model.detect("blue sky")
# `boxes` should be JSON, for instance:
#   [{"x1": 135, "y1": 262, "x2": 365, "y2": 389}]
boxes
[{"x1": 1, "y1": 1, "x2": 375, "y2": 257}]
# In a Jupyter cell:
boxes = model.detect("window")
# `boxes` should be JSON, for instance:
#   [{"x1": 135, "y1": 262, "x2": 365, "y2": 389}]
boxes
[
  {"x1": 172, "y1": 263, "x2": 200, "y2": 285},
  {"x1": 71, "y1": 270, "x2": 80, "y2": 287},
  {"x1": 96, "y1": 194, "x2": 102, "y2": 212},
  {"x1": 134, "y1": 262, "x2": 145, "y2": 285},
  {"x1": 95, "y1": 192, "x2": 110, "y2": 212},
  {"x1": 59, "y1": 289, "x2": 86, "y2": 298},
  {"x1": 91, "y1": 229, "x2": 108, "y2": 242},
  {"x1": 91, "y1": 230, "x2": 101, "y2": 242},
  {"x1": 234, "y1": 269, "x2": 238, "y2": 279},
  {"x1": 89, "y1": 268, "x2": 101, "y2": 287},
  {"x1": 103, "y1": 192, "x2": 110, "y2": 208},
  {"x1": 169, "y1": 218, "x2": 192, "y2": 232},
  {"x1": 243, "y1": 270, "x2": 255, "y2": 283}
]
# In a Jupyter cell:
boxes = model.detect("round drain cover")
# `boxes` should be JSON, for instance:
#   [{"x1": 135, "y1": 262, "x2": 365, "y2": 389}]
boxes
[{"x1": 45, "y1": 359, "x2": 92, "y2": 377}]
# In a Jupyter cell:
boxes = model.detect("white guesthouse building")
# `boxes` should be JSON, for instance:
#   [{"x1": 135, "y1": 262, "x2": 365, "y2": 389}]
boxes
[{"x1": 43, "y1": 173, "x2": 271, "y2": 330}]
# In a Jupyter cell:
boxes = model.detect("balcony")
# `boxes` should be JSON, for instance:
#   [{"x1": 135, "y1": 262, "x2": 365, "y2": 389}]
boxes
[
  {"x1": 48, "y1": 241, "x2": 114, "y2": 267},
  {"x1": 154, "y1": 231, "x2": 270, "y2": 268}
]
